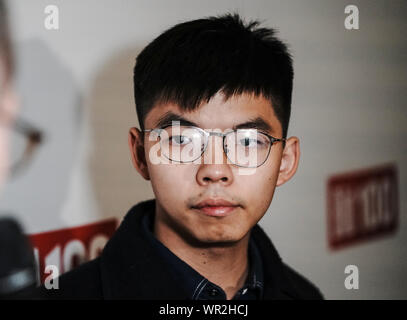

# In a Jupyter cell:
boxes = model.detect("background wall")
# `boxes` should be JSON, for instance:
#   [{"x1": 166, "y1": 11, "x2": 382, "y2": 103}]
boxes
[{"x1": 1, "y1": 0, "x2": 406, "y2": 299}]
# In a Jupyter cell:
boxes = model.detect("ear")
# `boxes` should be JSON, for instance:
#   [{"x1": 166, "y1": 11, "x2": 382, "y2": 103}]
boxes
[
  {"x1": 128, "y1": 127, "x2": 150, "y2": 180},
  {"x1": 276, "y1": 136, "x2": 300, "y2": 186}
]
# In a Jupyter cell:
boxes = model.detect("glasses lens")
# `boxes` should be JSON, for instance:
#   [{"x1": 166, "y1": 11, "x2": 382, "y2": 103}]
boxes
[
  {"x1": 10, "y1": 126, "x2": 28, "y2": 170},
  {"x1": 225, "y1": 130, "x2": 271, "y2": 167},
  {"x1": 0, "y1": 125, "x2": 28, "y2": 175},
  {"x1": 160, "y1": 126, "x2": 205, "y2": 162},
  {"x1": 0, "y1": 114, "x2": 42, "y2": 176}
]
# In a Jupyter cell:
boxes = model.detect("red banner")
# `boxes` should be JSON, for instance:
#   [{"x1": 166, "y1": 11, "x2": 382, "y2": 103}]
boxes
[
  {"x1": 327, "y1": 163, "x2": 399, "y2": 250},
  {"x1": 29, "y1": 218, "x2": 117, "y2": 283}
]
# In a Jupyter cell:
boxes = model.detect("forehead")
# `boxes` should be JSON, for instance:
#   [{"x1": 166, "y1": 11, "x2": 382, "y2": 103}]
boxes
[{"x1": 144, "y1": 92, "x2": 282, "y2": 135}]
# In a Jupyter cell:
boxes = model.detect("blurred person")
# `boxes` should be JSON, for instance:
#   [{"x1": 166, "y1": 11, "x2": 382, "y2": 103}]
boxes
[
  {"x1": 39, "y1": 13, "x2": 323, "y2": 300},
  {"x1": 0, "y1": 0, "x2": 17, "y2": 187},
  {"x1": 0, "y1": 1, "x2": 41, "y2": 188},
  {"x1": 0, "y1": 0, "x2": 42, "y2": 300}
]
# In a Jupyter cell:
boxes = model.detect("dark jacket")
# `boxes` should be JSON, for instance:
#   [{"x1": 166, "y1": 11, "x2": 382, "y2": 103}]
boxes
[{"x1": 37, "y1": 199, "x2": 323, "y2": 300}]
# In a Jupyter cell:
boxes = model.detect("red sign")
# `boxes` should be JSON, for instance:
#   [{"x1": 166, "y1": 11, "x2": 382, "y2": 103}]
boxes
[
  {"x1": 29, "y1": 218, "x2": 117, "y2": 283},
  {"x1": 327, "y1": 163, "x2": 399, "y2": 250}
]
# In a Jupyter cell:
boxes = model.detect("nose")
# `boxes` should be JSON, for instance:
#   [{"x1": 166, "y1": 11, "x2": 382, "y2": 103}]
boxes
[
  {"x1": 196, "y1": 134, "x2": 233, "y2": 186},
  {"x1": 196, "y1": 163, "x2": 233, "y2": 186}
]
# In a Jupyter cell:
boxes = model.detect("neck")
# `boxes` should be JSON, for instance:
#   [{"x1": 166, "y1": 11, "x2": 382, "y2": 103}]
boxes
[{"x1": 153, "y1": 210, "x2": 250, "y2": 300}]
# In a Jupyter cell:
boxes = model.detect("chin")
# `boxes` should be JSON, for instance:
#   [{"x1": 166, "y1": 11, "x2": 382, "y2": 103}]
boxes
[{"x1": 191, "y1": 228, "x2": 248, "y2": 246}]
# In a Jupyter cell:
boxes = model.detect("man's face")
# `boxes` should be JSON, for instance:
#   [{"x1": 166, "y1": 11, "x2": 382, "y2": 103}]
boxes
[{"x1": 129, "y1": 91, "x2": 299, "y2": 246}]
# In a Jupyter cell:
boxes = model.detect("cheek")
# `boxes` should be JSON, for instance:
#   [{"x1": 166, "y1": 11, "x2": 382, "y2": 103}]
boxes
[
  {"x1": 148, "y1": 164, "x2": 194, "y2": 206},
  {"x1": 235, "y1": 162, "x2": 279, "y2": 216}
]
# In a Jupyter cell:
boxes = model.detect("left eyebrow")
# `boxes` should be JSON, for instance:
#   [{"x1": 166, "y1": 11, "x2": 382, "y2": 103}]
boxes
[{"x1": 232, "y1": 117, "x2": 273, "y2": 134}]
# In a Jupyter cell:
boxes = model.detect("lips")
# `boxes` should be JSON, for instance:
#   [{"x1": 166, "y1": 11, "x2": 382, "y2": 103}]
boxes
[{"x1": 191, "y1": 198, "x2": 240, "y2": 217}]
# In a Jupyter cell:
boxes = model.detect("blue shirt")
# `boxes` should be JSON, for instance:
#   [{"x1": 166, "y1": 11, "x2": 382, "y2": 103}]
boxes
[{"x1": 142, "y1": 211, "x2": 264, "y2": 300}]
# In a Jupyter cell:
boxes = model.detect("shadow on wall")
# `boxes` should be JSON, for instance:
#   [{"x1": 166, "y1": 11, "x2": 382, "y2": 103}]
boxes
[
  {"x1": 0, "y1": 39, "x2": 81, "y2": 232},
  {"x1": 87, "y1": 48, "x2": 154, "y2": 221}
]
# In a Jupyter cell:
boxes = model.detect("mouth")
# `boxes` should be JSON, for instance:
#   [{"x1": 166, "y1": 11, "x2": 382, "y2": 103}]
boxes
[{"x1": 191, "y1": 198, "x2": 241, "y2": 217}]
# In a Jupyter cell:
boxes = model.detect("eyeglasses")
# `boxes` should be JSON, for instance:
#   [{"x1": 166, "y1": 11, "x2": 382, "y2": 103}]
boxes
[
  {"x1": 1, "y1": 116, "x2": 43, "y2": 177},
  {"x1": 144, "y1": 125, "x2": 285, "y2": 168}
]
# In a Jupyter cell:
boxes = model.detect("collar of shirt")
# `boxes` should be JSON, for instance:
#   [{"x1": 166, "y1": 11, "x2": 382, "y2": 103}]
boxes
[{"x1": 141, "y1": 210, "x2": 264, "y2": 300}]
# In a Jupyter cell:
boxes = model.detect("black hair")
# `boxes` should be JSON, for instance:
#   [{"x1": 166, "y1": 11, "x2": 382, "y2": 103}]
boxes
[
  {"x1": 134, "y1": 13, "x2": 293, "y2": 138},
  {"x1": 0, "y1": 0, "x2": 13, "y2": 81}
]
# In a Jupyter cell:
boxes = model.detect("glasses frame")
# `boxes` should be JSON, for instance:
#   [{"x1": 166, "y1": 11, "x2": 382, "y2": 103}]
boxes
[
  {"x1": 1, "y1": 84, "x2": 44, "y2": 176},
  {"x1": 0, "y1": 115, "x2": 43, "y2": 176},
  {"x1": 144, "y1": 125, "x2": 286, "y2": 168}
]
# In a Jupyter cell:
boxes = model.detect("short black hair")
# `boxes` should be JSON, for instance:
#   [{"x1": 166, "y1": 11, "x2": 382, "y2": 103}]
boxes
[
  {"x1": 134, "y1": 13, "x2": 293, "y2": 138},
  {"x1": 0, "y1": 0, "x2": 13, "y2": 81}
]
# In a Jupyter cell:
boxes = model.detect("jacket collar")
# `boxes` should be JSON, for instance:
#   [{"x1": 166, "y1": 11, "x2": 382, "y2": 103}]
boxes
[
  {"x1": 141, "y1": 208, "x2": 264, "y2": 300},
  {"x1": 99, "y1": 199, "x2": 301, "y2": 299}
]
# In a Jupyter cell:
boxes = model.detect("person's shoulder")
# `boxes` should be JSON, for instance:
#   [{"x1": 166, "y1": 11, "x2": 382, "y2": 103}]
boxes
[
  {"x1": 35, "y1": 257, "x2": 104, "y2": 300},
  {"x1": 251, "y1": 224, "x2": 324, "y2": 300},
  {"x1": 280, "y1": 263, "x2": 324, "y2": 300}
]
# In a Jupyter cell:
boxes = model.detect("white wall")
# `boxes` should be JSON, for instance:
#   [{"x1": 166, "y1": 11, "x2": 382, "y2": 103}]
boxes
[{"x1": 1, "y1": 0, "x2": 406, "y2": 299}]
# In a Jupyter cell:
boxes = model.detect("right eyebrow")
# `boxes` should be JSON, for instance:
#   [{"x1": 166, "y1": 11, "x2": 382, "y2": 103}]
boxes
[{"x1": 154, "y1": 112, "x2": 198, "y2": 128}]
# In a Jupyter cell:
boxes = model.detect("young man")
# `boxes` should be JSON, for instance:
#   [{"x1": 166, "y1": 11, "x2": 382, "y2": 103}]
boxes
[{"x1": 40, "y1": 13, "x2": 323, "y2": 300}]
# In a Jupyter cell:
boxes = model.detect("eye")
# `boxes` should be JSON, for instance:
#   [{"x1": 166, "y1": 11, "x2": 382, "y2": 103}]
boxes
[
  {"x1": 238, "y1": 137, "x2": 263, "y2": 147},
  {"x1": 169, "y1": 135, "x2": 191, "y2": 145}
]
